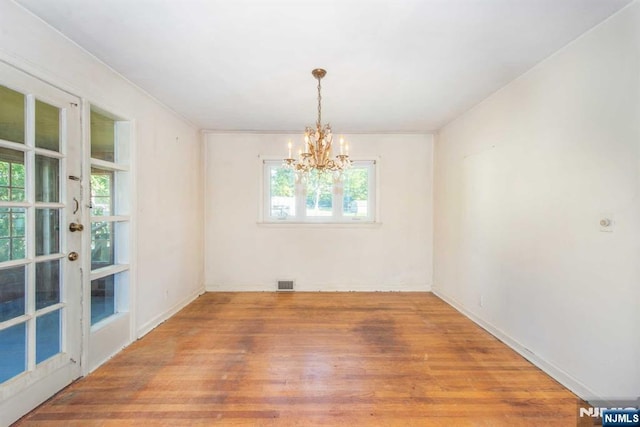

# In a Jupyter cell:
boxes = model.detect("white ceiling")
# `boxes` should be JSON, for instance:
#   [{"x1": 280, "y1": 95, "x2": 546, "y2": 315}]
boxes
[{"x1": 16, "y1": 0, "x2": 631, "y2": 132}]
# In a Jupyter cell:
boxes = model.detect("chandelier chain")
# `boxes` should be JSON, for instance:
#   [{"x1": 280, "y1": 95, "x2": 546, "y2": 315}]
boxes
[{"x1": 317, "y1": 77, "x2": 322, "y2": 127}]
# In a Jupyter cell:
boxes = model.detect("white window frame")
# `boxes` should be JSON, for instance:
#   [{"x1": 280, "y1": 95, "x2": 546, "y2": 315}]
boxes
[
  {"x1": 86, "y1": 106, "x2": 132, "y2": 331},
  {"x1": 260, "y1": 157, "x2": 378, "y2": 224}
]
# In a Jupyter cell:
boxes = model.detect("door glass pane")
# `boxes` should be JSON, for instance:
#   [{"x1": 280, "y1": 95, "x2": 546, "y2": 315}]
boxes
[
  {"x1": 0, "y1": 208, "x2": 26, "y2": 262},
  {"x1": 91, "y1": 275, "x2": 114, "y2": 325},
  {"x1": 90, "y1": 110, "x2": 115, "y2": 162},
  {"x1": 36, "y1": 260, "x2": 60, "y2": 309},
  {"x1": 35, "y1": 155, "x2": 59, "y2": 202},
  {"x1": 35, "y1": 100, "x2": 60, "y2": 152},
  {"x1": 0, "y1": 85, "x2": 25, "y2": 144},
  {"x1": 0, "y1": 323, "x2": 26, "y2": 382},
  {"x1": 269, "y1": 166, "x2": 295, "y2": 218},
  {"x1": 342, "y1": 167, "x2": 369, "y2": 218},
  {"x1": 36, "y1": 208, "x2": 60, "y2": 256},
  {"x1": 0, "y1": 265, "x2": 25, "y2": 322},
  {"x1": 91, "y1": 221, "x2": 114, "y2": 270},
  {"x1": 90, "y1": 168, "x2": 113, "y2": 216},
  {"x1": 305, "y1": 170, "x2": 333, "y2": 217},
  {"x1": 36, "y1": 309, "x2": 61, "y2": 364},
  {"x1": 0, "y1": 147, "x2": 25, "y2": 202}
]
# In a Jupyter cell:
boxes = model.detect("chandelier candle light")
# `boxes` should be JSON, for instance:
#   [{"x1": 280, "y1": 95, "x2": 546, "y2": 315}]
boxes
[{"x1": 284, "y1": 68, "x2": 351, "y2": 178}]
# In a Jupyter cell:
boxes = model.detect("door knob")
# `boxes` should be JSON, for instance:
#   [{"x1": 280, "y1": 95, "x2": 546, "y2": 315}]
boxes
[
  {"x1": 69, "y1": 222, "x2": 84, "y2": 232},
  {"x1": 68, "y1": 252, "x2": 79, "y2": 261}
]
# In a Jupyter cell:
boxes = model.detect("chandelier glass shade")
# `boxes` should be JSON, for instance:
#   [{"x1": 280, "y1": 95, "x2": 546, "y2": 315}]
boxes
[{"x1": 284, "y1": 68, "x2": 351, "y2": 177}]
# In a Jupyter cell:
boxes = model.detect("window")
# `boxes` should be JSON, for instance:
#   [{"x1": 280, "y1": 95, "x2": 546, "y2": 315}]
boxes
[
  {"x1": 263, "y1": 160, "x2": 376, "y2": 223},
  {"x1": 89, "y1": 108, "x2": 130, "y2": 327}
]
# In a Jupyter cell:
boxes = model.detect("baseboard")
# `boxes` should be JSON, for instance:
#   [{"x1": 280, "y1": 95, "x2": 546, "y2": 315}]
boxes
[
  {"x1": 136, "y1": 286, "x2": 205, "y2": 338},
  {"x1": 432, "y1": 286, "x2": 604, "y2": 404},
  {"x1": 206, "y1": 283, "x2": 432, "y2": 292}
]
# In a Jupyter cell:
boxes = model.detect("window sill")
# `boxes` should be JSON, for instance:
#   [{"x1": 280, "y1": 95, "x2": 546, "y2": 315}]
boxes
[
  {"x1": 90, "y1": 311, "x2": 128, "y2": 333},
  {"x1": 257, "y1": 221, "x2": 382, "y2": 228},
  {"x1": 90, "y1": 264, "x2": 130, "y2": 281}
]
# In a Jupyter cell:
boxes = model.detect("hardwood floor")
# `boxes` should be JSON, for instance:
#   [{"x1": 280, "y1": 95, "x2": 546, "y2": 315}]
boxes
[{"x1": 17, "y1": 292, "x2": 584, "y2": 426}]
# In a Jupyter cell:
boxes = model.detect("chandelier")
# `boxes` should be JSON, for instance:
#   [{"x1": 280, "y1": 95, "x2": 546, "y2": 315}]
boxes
[{"x1": 284, "y1": 68, "x2": 351, "y2": 177}]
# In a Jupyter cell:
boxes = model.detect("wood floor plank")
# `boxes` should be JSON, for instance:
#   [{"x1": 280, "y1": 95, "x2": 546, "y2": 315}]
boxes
[{"x1": 16, "y1": 292, "x2": 584, "y2": 426}]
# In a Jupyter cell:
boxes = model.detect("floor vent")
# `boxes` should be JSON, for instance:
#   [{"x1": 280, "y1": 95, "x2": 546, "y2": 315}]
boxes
[{"x1": 277, "y1": 280, "x2": 294, "y2": 291}]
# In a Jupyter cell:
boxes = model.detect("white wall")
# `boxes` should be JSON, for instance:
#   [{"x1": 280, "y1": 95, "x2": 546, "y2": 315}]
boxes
[
  {"x1": 434, "y1": 2, "x2": 640, "y2": 403},
  {"x1": 0, "y1": 0, "x2": 204, "y2": 345},
  {"x1": 205, "y1": 133, "x2": 433, "y2": 291}
]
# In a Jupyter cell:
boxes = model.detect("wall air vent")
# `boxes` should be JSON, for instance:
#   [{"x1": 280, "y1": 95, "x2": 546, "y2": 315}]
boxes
[{"x1": 277, "y1": 280, "x2": 294, "y2": 291}]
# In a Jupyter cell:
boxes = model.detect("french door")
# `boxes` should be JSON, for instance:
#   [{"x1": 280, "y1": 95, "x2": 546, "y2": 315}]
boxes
[{"x1": 0, "y1": 61, "x2": 83, "y2": 425}]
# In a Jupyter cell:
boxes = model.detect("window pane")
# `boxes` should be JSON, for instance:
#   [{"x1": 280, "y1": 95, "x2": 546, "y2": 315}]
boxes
[
  {"x1": 0, "y1": 147, "x2": 25, "y2": 202},
  {"x1": 343, "y1": 167, "x2": 369, "y2": 218},
  {"x1": 36, "y1": 309, "x2": 61, "y2": 364},
  {"x1": 10, "y1": 160, "x2": 25, "y2": 187},
  {"x1": 0, "y1": 208, "x2": 26, "y2": 262},
  {"x1": 91, "y1": 221, "x2": 114, "y2": 270},
  {"x1": 35, "y1": 100, "x2": 60, "y2": 151},
  {"x1": 0, "y1": 238, "x2": 8, "y2": 258},
  {"x1": 0, "y1": 323, "x2": 26, "y2": 383},
  {"x1": 0, "y1": 85, "x2": 25, "y2": 144},
  {"x1": 35, "y1": 155, "x2": 59, "y2": 202},
  {"x1": 10, "y1": 188, "x2": 25, "y2": 202},
  {"x1": 11, "y1": 210, "x2": 26, "y2": 238},
  {"x1": 0, "y1": 265, "x2": 25, "y2": 322},
  {"x1": 305, "y1": 170, "x2": 333, "y2": 216},
  {"x1": 90, "y1": 168, "x2": 113, "y2": 216},
  {"x1": 269, "y1": 166, "x2": 295, "y2": 218},
  {"x1": 91, "y1": 275, "x2": 115, "y2": 325},
  {"x1": 11, "y1": 236, "x2": 26, "y2": 260},
  {"x1": 36, "y1": 260, "x2": 60, "y2": 309},
  {"x1": 90, "y1": 110, "x2": 115, "y2": 162},
  {"x1": 36, "y1": 208, "x2": 60, "y2": 256}
]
